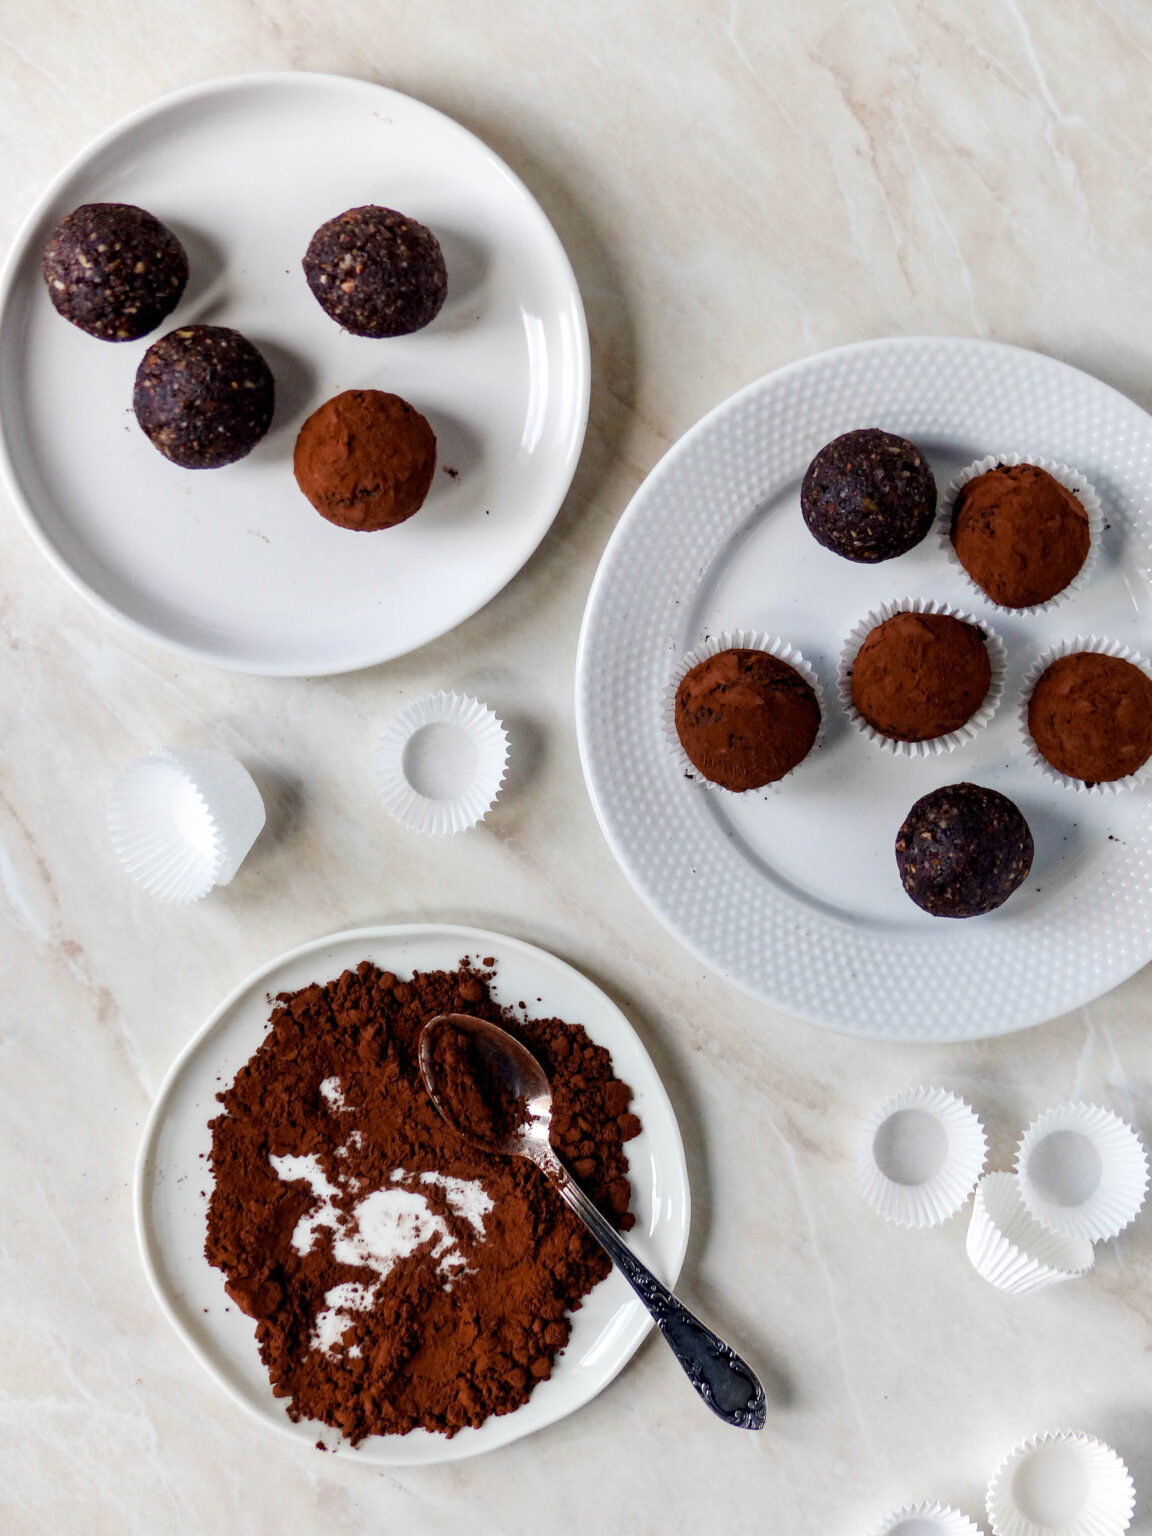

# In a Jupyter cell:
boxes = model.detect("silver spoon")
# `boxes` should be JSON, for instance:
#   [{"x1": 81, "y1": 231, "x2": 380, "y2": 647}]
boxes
[{"x1": 419, "y1": 1012, "x2": 766, "y2": 1430}]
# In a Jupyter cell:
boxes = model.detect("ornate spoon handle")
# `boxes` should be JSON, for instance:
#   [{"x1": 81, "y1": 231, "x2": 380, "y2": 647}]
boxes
[{"x1": 535, "y1": 1147, "x2": 766, "y2": 1430}]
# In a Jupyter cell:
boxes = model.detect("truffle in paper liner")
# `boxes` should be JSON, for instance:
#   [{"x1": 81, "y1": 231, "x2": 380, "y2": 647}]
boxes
[
  {"x1": 109, "y1": 747, "x2": 265, "y2": 903},
  {"x1": 1014, "y1": 1103, "x2": 1148, "y2": 1243},
  {"x1": 837, "y1": 597, "x2": 1007, "y2": 757},
  {"x1": 662, "y1": 629, "x2": 825, "y2": 793},
  {"x1": 864, "y1": 1501, "x2": 985, "y2": 1536},
  {"x1": 938, "y1": 455, "x2": 1102, "y2": 617},
  {"x1": 377, "y1": 691, "x2": 508, "y2": 835},
  {"x1": 965, "y1": 1173, "x2": 1093, "y2": 1293},
  {"x1": 986, "y1": 1430, "x2": 1134, "y2": 1536},
  {"x1": 858, "y1": 1085, "x2": 987, "y2": 1228},
  {"x1": 1019, "y1": 636, "x2": 1152, "y2": 794}
]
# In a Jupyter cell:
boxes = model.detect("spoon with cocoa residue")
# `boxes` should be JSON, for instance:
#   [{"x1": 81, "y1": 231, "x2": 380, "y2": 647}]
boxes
[{"x1": 419, "y1": 1013, "x2": 767, "y2": 1430}]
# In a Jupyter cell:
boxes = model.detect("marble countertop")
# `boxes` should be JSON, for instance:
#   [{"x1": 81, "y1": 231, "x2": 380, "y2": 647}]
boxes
[{"x1": 3, "y1": 3, "x2": 1152, "y2": 1532}]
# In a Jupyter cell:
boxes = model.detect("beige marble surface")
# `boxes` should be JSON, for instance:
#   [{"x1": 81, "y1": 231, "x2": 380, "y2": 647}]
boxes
[{"x1": 3, "y1": 2, "x2": 1152, "y2": 1532}]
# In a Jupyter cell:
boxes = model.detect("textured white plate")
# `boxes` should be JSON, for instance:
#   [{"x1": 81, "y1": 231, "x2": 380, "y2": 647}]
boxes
[
  {"x1": 576, "y1": 338, "x2": 1152, "y2": 1040},
  {"x1": 134, "y1": 925, "x2": 688, "y2": 1464},
  {"x1": 0, "y1": 74, "x2": 589, "y2": 675}
]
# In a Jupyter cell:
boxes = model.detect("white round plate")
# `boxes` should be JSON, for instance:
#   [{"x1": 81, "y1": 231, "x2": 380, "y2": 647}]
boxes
[
  {"x1": 0, "y1": 74, "x2": 589, "y2": 675},
  {"x1": 576, "y1": 337, "x2": 1152, "y2": 1041},
  {"x1": 134, "y1": 925, "x2": 688, "y2": 1464}
]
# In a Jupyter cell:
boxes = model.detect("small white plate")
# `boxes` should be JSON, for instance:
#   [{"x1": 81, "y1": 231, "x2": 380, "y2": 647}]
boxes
[
  {"x1": 134, "y1": 925, "x2": 689, "y2": 1465},
  {"x1": 0, "y1": 74, "x2": 589, "y2": 675},
  {"x1": 576, "y1": 337, "x2": 1152, "y2": 1040}
]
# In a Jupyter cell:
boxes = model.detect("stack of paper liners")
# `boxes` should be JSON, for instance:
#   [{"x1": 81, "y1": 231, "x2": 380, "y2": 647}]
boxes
[
  {"x1": 109, "y1": 746, "x2": 265, "y2": 902},
  {"x1": 966, "y1": 1103, "x2": 1148, "y2": 1293}
]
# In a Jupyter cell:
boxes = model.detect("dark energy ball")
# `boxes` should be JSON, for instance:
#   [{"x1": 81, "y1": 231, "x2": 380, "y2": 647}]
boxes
[
  {"x1": 302, "y1": 205, "x2": 447, "y2": 337},
  {"x1": 801, "y1": 427, "x2": 937, "y2": 562},
  {"x1": 42, "y1": 202, "x2": 189, "y2": 341},
  {"x1": 133, "y1": 325, "x2": 275, "y2": 469},
  {"x1": 895, "y1": 782, "x2": 1033, "y2": 919}
]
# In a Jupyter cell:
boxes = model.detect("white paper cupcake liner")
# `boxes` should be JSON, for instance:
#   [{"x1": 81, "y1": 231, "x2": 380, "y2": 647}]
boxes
[
  {"x1": 858, "y1": 1085, "x2": 987, "y2": 1228},
  {"x1": 662, "y1": 629, "x2": 826, "y2": 794},
  {"x1": 966, "y1": 1173, "x2": 1094, "y2": 1293},
  {"x1": 108, "y1": 747, "x2": 266, "y2": 903},
  {"x1": 837, "y1": 597, "x2": 1007, "y2": 758},
  {"x1": 1014, "y1": 1103, "x2": 1149, "y2": 1243},
  {"x1": 1019, "y1": 636, "x2": 1152, "y2": 794},
  {"x1": 865, "y1": 1500, "x2": 985, "y2": 1536},
  {"x1": 986, "y1": 1430, "x2": 1134, "y2": 1536},
  {"x1": 939, "y1": 455, "x2": 1102, "y2": 617},
  {"x1": 376, "y1": 691, "x2": 509, "y2": 836}
]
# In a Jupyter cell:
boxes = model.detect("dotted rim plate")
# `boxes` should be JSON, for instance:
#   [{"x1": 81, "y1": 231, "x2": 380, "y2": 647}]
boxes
[{"x1": 575, "y1": 337, "x2": 1152, "y2": 1040}]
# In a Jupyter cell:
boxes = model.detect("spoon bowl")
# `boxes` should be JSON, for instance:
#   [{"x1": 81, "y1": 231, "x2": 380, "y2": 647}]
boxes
[
  {"x1": 419, "y1": 1011, "x2": 767, "y2": 1430},
  {"x1": 419, "y1": 1012, "x2": 554, "y2": 1157}
]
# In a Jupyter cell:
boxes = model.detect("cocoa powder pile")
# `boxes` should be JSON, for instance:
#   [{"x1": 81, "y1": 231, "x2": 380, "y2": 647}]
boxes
[
  {"x1": 424, "y1": 1021, "x2": 527, "y2": 1148},
  {"x1": 205, "y1": 960, "x2": 640, "y2": 1444}
]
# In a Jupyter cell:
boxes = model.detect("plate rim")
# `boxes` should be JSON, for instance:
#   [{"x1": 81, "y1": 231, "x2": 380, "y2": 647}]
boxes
[
  {"x1": 0, "y1": 71, "x2": 591, "y2": 676},
  {"x1": 133, "y1": 921, "x2": 690, "y2": 1464},
  {"x1": 575, "y1": 334, "x2": 1152, "y2": 1042}
]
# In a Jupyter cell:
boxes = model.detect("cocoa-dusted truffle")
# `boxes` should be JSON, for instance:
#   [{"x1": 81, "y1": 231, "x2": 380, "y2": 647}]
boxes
[
  {"x1": 895, "y1": 782, "x2": 1033, "y2": 918},
  {"x1": 42, "y1": 203, "x2": 188, "y2": 341},
  {"x1": 950, "y1": 464, "x2": 1090, "y2": 608},
  {"x1": 801, "y1": 428, "x2": 937, "y2": 562},
  {"x1": 303, "y1": 206, "x2": 447, "y2": 337},
  {"x1": 133, "y1": 325, "x2": 275, "y2": 469},
  {"x1": 293, "y1": 389, "x2": 437, "y2": 531},
  {"x1": 674, "y1": 648, "x2": 820, "y2": 791},
  {"x1": 851, "y1": 611, "x2": 992, "y2": 742},
  {"x1": 1027, "y1": 651, "x2": 1152, "y2": 784}
]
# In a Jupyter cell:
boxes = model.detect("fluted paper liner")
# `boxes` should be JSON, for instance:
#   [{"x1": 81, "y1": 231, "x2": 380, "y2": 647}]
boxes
[
  {"x1": 109, "y1": 747, "x2": 265, "y2": 903},
  {"x1": 858, "y1": 1085, "x2": 987, "y2": 1228},
  {"x1": 376, "y1": 691, "x2": 509, "y2": 836},
  {"x1": 865, "y1": 1500, "x2": 985, "y2": 1536},
  {"x1": 1019, "y1": 637, "x2": 1152, "y2": 794},
  {"x1": 966, "y1": 1173, "x2": 1094, "y2": 1293},
  {"x1": 1015, "y1": 1103, "x2": 1149, "y2": 1243},
  {"x1": 938, "y1": 454, "x2": 1102, "y2": 617},
  {"x1": 662, "y1": 629, "x2": 825, "y2": 794},
  {"x1": 986, "y1": 1430, "x2": 1134, "y2": 1536},
  {"x1": 837, "y1": 597, "x2": 1007, "y2": 757}
]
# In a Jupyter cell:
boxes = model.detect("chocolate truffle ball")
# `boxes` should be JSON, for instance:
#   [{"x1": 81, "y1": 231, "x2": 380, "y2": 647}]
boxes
[
  {"x1": 1027, "y1": 651, "x2": 1152, "y2": 784},
  {"x1": 42, "y1": 202, "x2": 188, "y2": 341},
  {"x1": 133, "y1": 325, "x2": 275, "y2": 469},
  {"x1": 950, "y1": 464, "x2": 1090, "y2": 608},
  {"x1": 801, "y1": 428, "x2": 937, "y2": 563},
  {"x1": 303, "y1": 206, "x2": 447, "y2": 337},
  {"x1": 850, "y1": 611, "x2": 993, "y2": 742},
  {"x1": 293, "y1": 389, "x2": 437, "y2": 531},
  {"x1": 895, "y1": 782, "x2": 1033, "y2": 918},
  {"x1": 674, "y1": 648, "x2": 821, "y2": 791}
]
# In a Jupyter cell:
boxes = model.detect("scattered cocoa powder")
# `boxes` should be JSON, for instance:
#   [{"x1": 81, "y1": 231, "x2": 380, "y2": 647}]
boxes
[{"x1": 205, "y1": 960, "x2": 639, "y2": 1444}]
